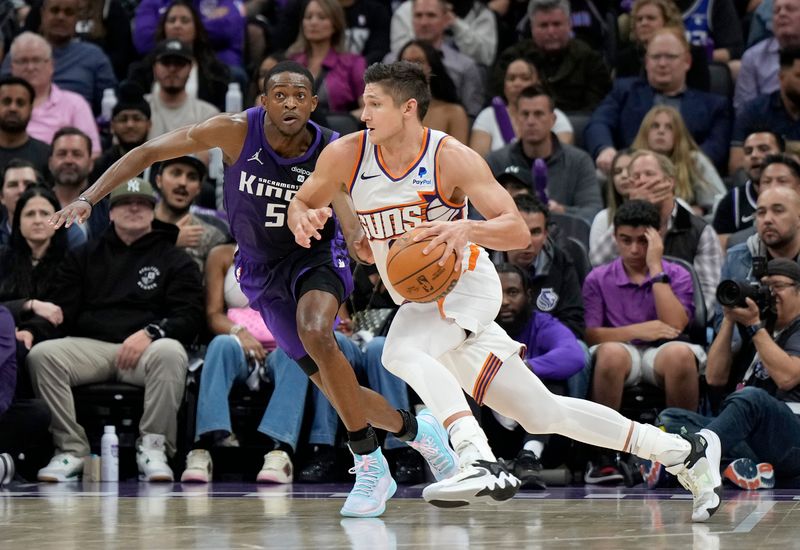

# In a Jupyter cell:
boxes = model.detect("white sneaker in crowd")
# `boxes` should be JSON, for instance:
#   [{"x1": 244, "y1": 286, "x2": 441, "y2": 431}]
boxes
[{"x1": 137, "y1": 434, "x2": 174, "y2": 482}]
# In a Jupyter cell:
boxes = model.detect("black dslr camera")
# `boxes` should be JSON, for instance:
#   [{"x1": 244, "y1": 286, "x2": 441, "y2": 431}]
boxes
[{"x1": 716, "y1": 280, "x2": 772, "y2": 312}]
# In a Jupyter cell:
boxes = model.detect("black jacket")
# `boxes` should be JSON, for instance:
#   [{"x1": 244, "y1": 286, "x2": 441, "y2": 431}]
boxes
[{"x1": 47, "y1": 220, "x2": 204, "y2": 344}]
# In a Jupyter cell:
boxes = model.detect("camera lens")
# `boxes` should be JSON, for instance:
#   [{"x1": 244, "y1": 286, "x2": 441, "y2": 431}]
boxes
[{"x1": 716, "y1": 280, "x2": 742, "y2": 307}]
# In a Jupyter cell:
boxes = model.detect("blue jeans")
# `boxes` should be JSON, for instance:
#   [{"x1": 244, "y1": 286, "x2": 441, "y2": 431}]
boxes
[
  {"x1": 659, "y1": 387, "x2": 800, "y2": 477},
  {"x1": 309, "y1": 333, "x2": 412, "y2": 450},
  {"x1": 194, "y1": 335, "x2": 311, "y2": 451}
]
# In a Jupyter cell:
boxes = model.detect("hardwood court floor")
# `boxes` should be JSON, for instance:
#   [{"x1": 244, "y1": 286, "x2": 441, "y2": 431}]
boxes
[{"x1": 2, "y1": 482, "x2": 799, "y2": 549}]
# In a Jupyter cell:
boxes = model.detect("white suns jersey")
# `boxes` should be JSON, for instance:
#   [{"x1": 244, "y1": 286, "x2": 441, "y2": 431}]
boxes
[{"x1": 348, "y1": 128, "x2": 466, "y2": 305}]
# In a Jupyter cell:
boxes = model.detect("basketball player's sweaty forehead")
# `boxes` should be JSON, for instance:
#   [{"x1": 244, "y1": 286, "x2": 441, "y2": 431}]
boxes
[
  {"x1": 266, "y1": 71, "x2": 313, "y2": 95},
  {"x1": 363, "y1": 82, "x2": 406, "y2": 108}
]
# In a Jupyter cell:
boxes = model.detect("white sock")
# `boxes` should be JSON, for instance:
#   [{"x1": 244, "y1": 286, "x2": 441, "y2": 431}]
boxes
[
  {"x1": 447, "y1": 416, "x2": 496, "y2": 466},
  {"x1": 523, "y1": 439, "x2": 545, "y2": 457},
  {"x1": 630, "y1": 423, "x2": 690, "y2": 466}
]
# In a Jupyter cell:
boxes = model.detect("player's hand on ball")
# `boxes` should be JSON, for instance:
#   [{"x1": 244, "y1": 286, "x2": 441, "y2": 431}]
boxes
[
  {"x1": 413, "y1": 220, "x2": 469, "y2": 272},
  {"x1": 50, "y1": 198, "x2": 92, "y2": 229},
  {"x1": 293, "y1": 206, "x2": 332, "y2": 247}
]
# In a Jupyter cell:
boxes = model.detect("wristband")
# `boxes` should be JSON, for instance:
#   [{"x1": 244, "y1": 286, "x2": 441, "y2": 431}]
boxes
[
  {"x1": 76, "y1": 196, "x2": 93, "y2": 209},
  {"x1": 746, "y1": 322, "x2": 765, "y2": 339}
]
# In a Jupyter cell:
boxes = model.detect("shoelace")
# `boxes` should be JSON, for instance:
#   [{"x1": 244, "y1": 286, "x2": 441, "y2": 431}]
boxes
[
  {"x1": 409, "y1": 435, "x2": 451, "y2": 474},
  {"x1": 348, "y1": 455, "x2": 380, "y2": 497}
]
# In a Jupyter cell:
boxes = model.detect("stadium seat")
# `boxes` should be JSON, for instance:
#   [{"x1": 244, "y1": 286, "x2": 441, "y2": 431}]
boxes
[
  {"x1": 708, "y1": 61, "x2": 734, "y2": 99},
  {"x1": 564, "y1": 112, "x2": 592, "y2": 152}
]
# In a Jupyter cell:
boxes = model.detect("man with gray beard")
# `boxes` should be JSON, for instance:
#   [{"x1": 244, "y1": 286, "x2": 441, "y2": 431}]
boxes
[{"x1": 49, "y1": 127, "x2": 109, "y2": 240}]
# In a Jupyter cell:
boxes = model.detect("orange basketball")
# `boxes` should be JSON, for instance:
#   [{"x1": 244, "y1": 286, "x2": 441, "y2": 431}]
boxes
[{"x1": 386, "y1": 229, "x2": 461, "y2": 303}]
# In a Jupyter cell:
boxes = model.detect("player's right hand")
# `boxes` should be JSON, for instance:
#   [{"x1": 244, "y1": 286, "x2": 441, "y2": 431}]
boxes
[
  {"x1": 50, "y1": 199, "x2": 93, "y2": 229},
  {"x1": 292, "y1": 207, "x2": 332, "y2": 248}
]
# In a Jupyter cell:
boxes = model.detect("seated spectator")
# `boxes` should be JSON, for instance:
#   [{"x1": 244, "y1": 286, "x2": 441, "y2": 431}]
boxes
[
  {"x1": 398, "y1": 40, "x2": 468, "y2": 144},
  {"x1": 153, "y1": 155, "x2": 229, "y2": 271},
  {"x1": 389, "y1": 0, "x2": 498, "y2": 68},
  {"x1": 49, "y1": 127, "x2": 109, "y2": 242},
  {"x1": 675, "y1": 0, "x2": 744, "y2": 68},
  {"x1": 91, "y1": 81, "x2": 153, "y2": 182},
  {"x1": 615, "y1": 0, "x2": 710, "y2": 91},
  {"x1": 18, "y1": 0, "x2": 118, "y2": 114},
  {"x1": 7, "y1": 32, "x2": 101, "y2": 156},
  {"x1": 145, "y1": 39, "x2": 220, "y2": 139},
  {"x1": 631, "y1": 105, "x2": 726, "y2": 215},
  {"x1": 493, "y1": 0, "x2": 611, "y2": 113},
  {"x1": 486, "y1": 85, "x2": 602, "y2": 223},
  {"x1": 384, "y1": 0, "x2": 485, "y2": 117},
  {"x1": 0, "y1": 160, "x2": 41, "y2": 246},
  {"x1": 288, "y1": 0, "x2": 366, "y2": 118},
  {"x1": 127, "y1": 0, "x2": 232, "y2": 112},
  {"x1": 181, "y1": 243, "x2": 324, "y2": 484},
  {"x1": 713, "y1": 131, "x2": 784, "y2": 247},
  {"x1": 28, "y1": 179, "x2": 204, "y2": 482},
  {"x1": 74, "y1": 0, "x2": 135, "y2": 81},
  {"x1": 590, "y1": 150, "x2": 722, "y2": 319},
  {"x1": 590, "y1": 149, "x2": 634, "y2": 256},
  {"x1": 0, "y1": 186, "x2": 69, "y2": 359},
  {"x1": 470, "y1": 56, "x2": 573, "y2": 157},
  {"x1": 506, "y1": 194, "x2": 586, "y2": 341},
  {"x1": 0, "y1": 305, "x2": 51, "y2": 482},
  {"x1": 734, "y1": 0, "x2": 800, "y2": 116},
  {"x1": 0, "y1": 76, "x2": 51, "y2": 177},
  {"x1": 730, "y1": 48, "x2": 800, "y2": 174},
  {"x1": 655, "y1": 258, "x2": 800, "y2": 490},
  {"x1": 585, "y1": 27, "x2": 731, "y2": 173},
  {"x1": 134, "y1": 0, "x2": 245, "y2": 70},
  {"x1": 583, "y1": 199, "x2": 704, "y2": 483},
  {"x1": 491, "y1": 262, "x2": 586, "y2": 488}
]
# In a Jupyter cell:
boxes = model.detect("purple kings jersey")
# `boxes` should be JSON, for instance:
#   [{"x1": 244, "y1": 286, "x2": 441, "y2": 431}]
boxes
[{"x1": 223, "y1": 107, "x2": 340, "y2": 263}]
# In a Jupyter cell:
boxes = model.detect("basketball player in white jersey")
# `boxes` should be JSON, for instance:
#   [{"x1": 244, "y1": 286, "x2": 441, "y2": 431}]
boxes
[{"x1": 289, "y1": 61, "x2": 723, "y2": 522}]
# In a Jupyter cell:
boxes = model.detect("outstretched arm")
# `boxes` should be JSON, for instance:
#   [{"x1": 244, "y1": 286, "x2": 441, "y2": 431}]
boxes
[{"x1": 50, "y1": 113, "x2": 248, "y2": 228}]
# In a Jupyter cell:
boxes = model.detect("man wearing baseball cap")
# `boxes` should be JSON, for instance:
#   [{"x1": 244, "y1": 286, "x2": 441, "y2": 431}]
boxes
[
  {"x1": 147, "y1": 39, "x2": 219, "y2": 139},
  {"x1": 656, "y1": 257, "x2": 800, "y2": 490},
  {"x1": 29, "y1": 176, "x2": 204, "y2": 483},
  {"x1": 153, "y1": 155, "x2": 230, "y2": 271}
]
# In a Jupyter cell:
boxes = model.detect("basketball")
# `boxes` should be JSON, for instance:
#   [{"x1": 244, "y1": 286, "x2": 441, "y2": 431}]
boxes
[{"x1": 386, "y1": 228, "x2": 461, "y2": 303}]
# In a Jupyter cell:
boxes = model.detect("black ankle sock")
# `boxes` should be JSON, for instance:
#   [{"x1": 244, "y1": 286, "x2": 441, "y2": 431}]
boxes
[
  {"x1": 393, "y1": 409, "x2": 418, "y2": 442},
  {"x1": 347, "y1": 426, "x2": 379, "y2": 455}
]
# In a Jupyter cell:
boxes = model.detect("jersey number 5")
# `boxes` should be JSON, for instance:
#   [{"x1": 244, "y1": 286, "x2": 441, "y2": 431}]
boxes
[{"x1": 265, "y1": 203, "x2": 286, "y2": 227}]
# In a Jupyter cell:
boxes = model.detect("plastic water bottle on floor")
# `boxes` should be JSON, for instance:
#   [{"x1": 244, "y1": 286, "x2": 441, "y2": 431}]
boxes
[{"x1": 101, "y1": 425, "x2": 119, "y2": 482}]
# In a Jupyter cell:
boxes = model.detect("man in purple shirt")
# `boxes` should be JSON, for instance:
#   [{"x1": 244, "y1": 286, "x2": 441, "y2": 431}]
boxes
[
  {"x1": 583, "y1": 199, "x2": 705, "y2": 483},
  {"x1": 493, "y1": 262, "x2": 585, "y2": 489}
]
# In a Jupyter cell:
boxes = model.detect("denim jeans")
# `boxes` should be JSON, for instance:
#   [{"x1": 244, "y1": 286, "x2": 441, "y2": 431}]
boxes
[
  {"x1": 309, "y1": 333, "x2": 412, "y2": 450},
  {"x1": 660, "y1": 387, "x2": 800, "y2": 477},
  {"x1": 194, "y1": 335, "x2": 310, "y2": 451}
]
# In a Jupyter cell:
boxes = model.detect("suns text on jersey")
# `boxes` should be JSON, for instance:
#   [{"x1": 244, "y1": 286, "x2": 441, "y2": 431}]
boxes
[{"x1": 357, "y1": 202, "x2": 424, "y2": 240}]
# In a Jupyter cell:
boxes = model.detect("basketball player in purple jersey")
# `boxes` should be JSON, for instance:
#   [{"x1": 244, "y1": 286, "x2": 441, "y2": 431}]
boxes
[{"x1": 49, "y1": 61, "x2": 464, "y2": 518}]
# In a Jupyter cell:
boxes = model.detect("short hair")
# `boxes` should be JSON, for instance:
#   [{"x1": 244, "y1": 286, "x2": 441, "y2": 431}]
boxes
[
  {"x1": 613, "y1": 199, "x2": 661, "y2": 230},
  {"x1": 496, "y1": 262, "x2": 530, "y2": 293},
  {"x1": 780, "y1": 48, "x2": 800, "y2": 69},
  {"x1": 528, "y1": 0, "x2": 570, "y2": 19},
  {"x1": 628, "y1": 149, "x2": 678, "y2": 181},
  {"x1": 9, "y1": 31, "x2": 52, "y2": 61},
  {"x1": 515, "y1": 84, "x2": 554, "y2": 111},
  {"x1": 363, "y1": 61, "x2": 431, "y2": 121},
  {"x1": 761, "y1": 153, "x2": 800, "y2": 181},
  {"x1": 745, "y1": 130, "x2": 785, "y2": 153},
  {"x1": 0, "y1": 75, "x2": 35, "y2": 103},
  {"x1": 2, "y1": 159, "x2": 39, "y2": 189},
  {"x1": 51, "y1": 126, "x2": 92, "y2": 156},
  {"x1": 647, "y1": 26, "x2": 691, "y2": 55},
  {"x1": 514, "y1": 193, "x2": 550, "y2": 222},
  {"x1": 262, "y1": 60, "x2": 315, "y2": 95}
]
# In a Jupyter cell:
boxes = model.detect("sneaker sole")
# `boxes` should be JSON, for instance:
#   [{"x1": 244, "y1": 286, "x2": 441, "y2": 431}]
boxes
[
  {"x1": 340, "y1": 479, "x2": 398, "y2": 518},
  {"x1": 37, "y1": 474, "x2": 80, "y2": 483},
  {"x1": 257, "y1": 473, "x2": 292, "y2": 484},
  {"x1": 180, "y1": 471, "x2": 210, "y2": 483},
  {"x1": 423, "y1": 473, "x2": 521, "y2": 507},
  {"x1": 723, "y1": 461, "x2": 775, "y2": 490},
  {"x1": 139, "y1": 474, "x2": 174, "y2": 482}
]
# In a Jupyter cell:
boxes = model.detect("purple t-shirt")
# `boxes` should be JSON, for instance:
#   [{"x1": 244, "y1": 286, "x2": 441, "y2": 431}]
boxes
[{"x1": 582, "y1": 258, "x2": 695, "y2": 340}]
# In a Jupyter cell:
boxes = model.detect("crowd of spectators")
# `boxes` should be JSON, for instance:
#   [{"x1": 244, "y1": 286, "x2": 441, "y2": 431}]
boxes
[{"x1": 0, "y1": 0, "x2": 799, "y2": 491}]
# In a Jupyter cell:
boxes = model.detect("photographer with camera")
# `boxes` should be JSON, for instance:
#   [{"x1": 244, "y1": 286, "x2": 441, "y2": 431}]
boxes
[{"x1": 654, "y1": 258, "x2": 800, "y2": 490}]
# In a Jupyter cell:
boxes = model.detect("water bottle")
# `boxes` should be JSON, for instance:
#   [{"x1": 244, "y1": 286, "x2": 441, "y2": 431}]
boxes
[
  {"x1": 225, "y1": 82, "x2": 242, "y2": 113},
  {"x1": 101, "y1": 88, "x2": 117, "y2": 122},
  {"x1": 101, "y1": 425, "x2": 119, "y2": 482}
]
